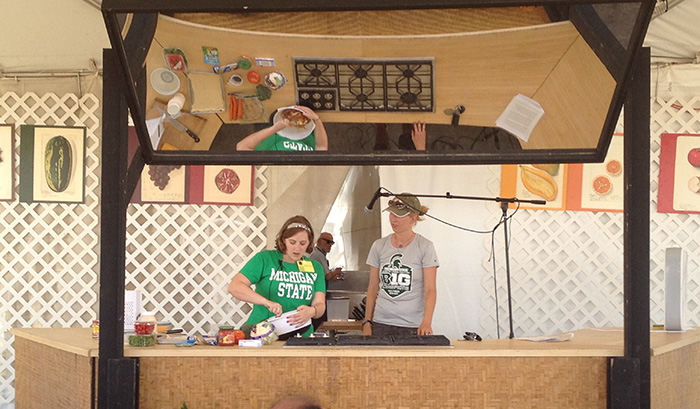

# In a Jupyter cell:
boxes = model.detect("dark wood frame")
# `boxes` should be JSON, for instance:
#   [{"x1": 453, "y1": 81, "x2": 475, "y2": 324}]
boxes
[
  {"x1": 100, "y1": 0, "x2": 655, "y2": 166},
  {"x1": 99, "y1": 2, "x2": 654, "y2": 408},
  {"x1": 0, "y1": 124, "x2": 14, "y2": 201}
]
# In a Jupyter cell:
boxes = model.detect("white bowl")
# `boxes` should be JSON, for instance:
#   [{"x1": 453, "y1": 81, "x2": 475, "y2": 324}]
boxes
[
  {"x1": 267, "y1": 310, "x2": 312, "y2": 335},
  {"x1": 272, "y1": 107, "x2": 316, "y2": 141},
  {"x1": 150, "y1": 67, "x2": 180, "y2": 96}
]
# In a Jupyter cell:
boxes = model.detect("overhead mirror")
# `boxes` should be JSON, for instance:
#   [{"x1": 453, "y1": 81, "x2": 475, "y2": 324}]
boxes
[{"x1": 102, "y1": 0, "x2": 653, "y2": 165}]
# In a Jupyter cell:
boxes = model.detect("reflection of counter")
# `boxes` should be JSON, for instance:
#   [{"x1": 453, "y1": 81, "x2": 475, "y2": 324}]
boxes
[
  {"x1": 12, "y1": 327, "x2": 700, "y2": 408},
  {"x1": 145, "y1": 13, "x2": 615, "y2": 151}
]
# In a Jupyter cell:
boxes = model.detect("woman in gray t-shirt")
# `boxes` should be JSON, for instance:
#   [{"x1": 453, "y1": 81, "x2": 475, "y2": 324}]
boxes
[{"x1": 363, "y1": 193, "x2": 439, "y2": 336}]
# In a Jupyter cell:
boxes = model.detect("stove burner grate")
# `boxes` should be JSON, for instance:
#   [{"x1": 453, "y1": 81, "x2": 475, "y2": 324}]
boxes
[{"x1": 294, "y1": 58, "x2": 433, "y2": 112}]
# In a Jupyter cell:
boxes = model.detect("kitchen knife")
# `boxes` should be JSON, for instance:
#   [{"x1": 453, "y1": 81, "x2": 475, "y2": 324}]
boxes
[{"x1": 156, "y1": 107, "x2": 200, "y2": 143}]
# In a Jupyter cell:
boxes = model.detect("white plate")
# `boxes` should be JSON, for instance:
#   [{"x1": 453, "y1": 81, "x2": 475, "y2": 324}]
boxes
[
  {"x1": 267, "y1": 310, "x2": 312, "y2": 335},
  {"x1": 272, "y1": 107, "x2": 316, "y2": 141},
  {"x1": 150, "y1": 67, "x2": 180, "y2": 96}
]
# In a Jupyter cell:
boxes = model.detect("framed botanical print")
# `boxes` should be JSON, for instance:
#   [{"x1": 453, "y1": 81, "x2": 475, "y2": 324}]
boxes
[
  {"x1": 0, "y1": 124, "x2": 14, "y2": 201},
  {"x1": 658, "y1": 133, "x2": 700, "y2": 214},
  {"x1": 189, "y1": 165, "x2": 254, "y2": 205},
  {"x1": 19, "y1": 125, "x2": 86, "y2": 203}
]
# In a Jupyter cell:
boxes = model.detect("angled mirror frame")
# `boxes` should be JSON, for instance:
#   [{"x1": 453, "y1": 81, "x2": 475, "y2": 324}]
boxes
[{"x1": 102, "y1": 0, "x2": 654, "y2": 166}]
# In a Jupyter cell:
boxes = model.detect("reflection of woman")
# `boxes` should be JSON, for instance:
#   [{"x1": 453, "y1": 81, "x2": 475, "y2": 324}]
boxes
[
  {"x1": 228, "y1": 215, "x2": 326, "y2": 338},
  {"x1": 362, "y1": 193, "x2": 439, "y2": 337},
  {"x1": 373, "y1": 122, "x2": 427, "y2": 150},
  {"x1": 236, "y1": 105, "x2": 328, "y2": 151}
]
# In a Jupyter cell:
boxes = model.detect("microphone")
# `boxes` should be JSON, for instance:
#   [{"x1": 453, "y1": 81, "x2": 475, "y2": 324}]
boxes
[{"x1": 364, "y1": 188, "x2": 383, "y2": 213}]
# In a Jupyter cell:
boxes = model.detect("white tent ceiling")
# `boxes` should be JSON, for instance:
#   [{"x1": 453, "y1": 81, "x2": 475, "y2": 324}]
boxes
[
  {"x1": 644, "y1": 0, "x2": 700, "y2": 63},
  {"x1": 0, "y1": 1, "x2": 697, "y2": 72}
]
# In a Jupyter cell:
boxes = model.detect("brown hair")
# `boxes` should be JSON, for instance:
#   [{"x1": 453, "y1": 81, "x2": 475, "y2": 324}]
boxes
[{"x1": 275, "y1": 215, "x2": 315, "y2": 254}]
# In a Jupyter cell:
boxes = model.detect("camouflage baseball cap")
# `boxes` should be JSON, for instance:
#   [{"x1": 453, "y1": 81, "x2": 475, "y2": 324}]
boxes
[{"x1": 383, "y1": 193, "x2": 422, "y2": 217}]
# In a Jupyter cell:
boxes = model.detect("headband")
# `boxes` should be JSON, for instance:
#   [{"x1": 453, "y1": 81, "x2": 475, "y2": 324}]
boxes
[{"x1": 286, "y1": 223, "x2": 311, "y2": 232}]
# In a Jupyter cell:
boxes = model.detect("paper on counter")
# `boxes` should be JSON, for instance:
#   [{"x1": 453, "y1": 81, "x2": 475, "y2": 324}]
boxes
[
  {"x1": 517, "y1": 332, "x2": 574, "y2": 342},
  {"x1": 495, "y1": 94, "x2": 545, "y2": 143},
  {"x1": 146, "y1": 116, "x2": 164, "y2": 149}
]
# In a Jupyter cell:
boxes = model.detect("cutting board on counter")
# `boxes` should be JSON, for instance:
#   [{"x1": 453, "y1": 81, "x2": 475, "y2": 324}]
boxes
[{"x1": 145, "y1": 100, "x2": 209, "y2": 150}]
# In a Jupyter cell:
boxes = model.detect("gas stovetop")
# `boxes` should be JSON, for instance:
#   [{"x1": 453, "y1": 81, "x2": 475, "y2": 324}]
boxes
[{"x1": 294, "y1": 58, "x2": 434, "y2": 113}]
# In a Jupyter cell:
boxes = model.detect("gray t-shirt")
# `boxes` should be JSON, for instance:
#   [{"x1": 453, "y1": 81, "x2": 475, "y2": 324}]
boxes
[
  {"x1": 366, "y1": 234, "x2": 439, "y2": 327},
  {"x1": 308, "y1": 247, "x2": 330, "y2": 276}
]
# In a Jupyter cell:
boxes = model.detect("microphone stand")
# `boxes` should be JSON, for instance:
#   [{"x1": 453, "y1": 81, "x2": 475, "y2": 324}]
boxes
[{"x1": 379, "y1": 190, "x2": 545, "y2": 339}]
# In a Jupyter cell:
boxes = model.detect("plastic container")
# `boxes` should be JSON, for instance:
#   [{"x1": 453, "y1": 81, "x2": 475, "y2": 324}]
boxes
[
  {"x1": 128, "y1": 334, "x2": 156, "y2": 347},
  {"x1": 264, "y1": 71, "x2": 286, "y2": 90},
  {"x1": 167, "y1": 92, "x2": 186, "y2": 117},
  {"x1": 135, "y1": 311, "x2": 157, "y2": 335},
  {"x1": 217, "y1": 326, "x2": 246, "y2": 346},
  {"x1": 134, "y1": 321, "x2": 155, "y2": 335},
  {"x1": 150, "y1": 68, "x2": 180, "y2": 96},
  {"x1": 228, "y1": 74, "x2": 243, "y2": 86}
]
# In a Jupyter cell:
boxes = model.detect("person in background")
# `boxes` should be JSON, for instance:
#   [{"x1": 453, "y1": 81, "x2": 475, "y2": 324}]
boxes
[
  {"x1": 228, "y1": 215, "x2": 326, "y2": 338},
  {"x1": 362, "y1": 193, "x2": 439, "y2": 337},
  {"x1": 373, "y1": 121, "x2": 427, "y2": 150},
  {"x1": 236, "y1": 105, "x2": 328, "y2": 151},
  {"x1": 309, "y1": 232, "x2": 343, "y2": 281},
  {"x1": 308, "y1": 232, "x2": 343, "y2": 330}
]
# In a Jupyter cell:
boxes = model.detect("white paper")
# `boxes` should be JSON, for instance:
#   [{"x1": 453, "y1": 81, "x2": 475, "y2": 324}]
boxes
[
  {"x1": 517, "y1": 332, "x2": 574, "y2": 342},
  {"x1": 146, "y1": 116, "x2": 164, "y2": 149},
  {"x1": 495, "y1": 94, "x2": 545, "y2": 142}
]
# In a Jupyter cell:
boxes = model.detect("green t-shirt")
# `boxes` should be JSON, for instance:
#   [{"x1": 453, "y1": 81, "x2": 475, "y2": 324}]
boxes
[
  {"x1": 240, "y1": 250, "x2": 326, "y2": 337},
  {"x1": 254, "y1": 132, "x2": 315, "y2": 151}
]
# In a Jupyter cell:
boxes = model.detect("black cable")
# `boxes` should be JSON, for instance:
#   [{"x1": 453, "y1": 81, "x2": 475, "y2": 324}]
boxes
[
  {"x1": 382, "y1": 187, "x2": 519, "y2": 235},
  {"x1": 382, "y1": 187, "x2": 523, "y2": 339}
]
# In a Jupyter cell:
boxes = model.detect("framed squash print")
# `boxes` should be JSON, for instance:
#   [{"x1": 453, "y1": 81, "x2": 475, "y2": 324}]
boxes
[{"x1": 19, "y1": 125, "x2": 86, "y2": 203}]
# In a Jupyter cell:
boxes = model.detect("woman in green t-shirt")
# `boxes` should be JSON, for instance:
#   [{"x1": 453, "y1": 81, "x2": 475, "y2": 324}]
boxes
[
  {"x1": 228, "y1": 215, "x2": 326, "y2": 337},
  {"x1": 236, "y1": 105, "x2": 328, "y2": 151}
]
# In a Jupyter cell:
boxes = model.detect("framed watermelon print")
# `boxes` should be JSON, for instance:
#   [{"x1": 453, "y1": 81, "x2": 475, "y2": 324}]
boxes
[
  {"x1": 0, "y1": 124, "x2": 14, "y2": 201},
  {"x1": 19, "y1": 125, "x2": 86, "y2": 203}
]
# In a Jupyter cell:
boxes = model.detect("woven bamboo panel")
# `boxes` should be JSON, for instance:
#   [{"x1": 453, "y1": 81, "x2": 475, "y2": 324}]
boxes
[
  {"x1": 13, "y1": 337, "x2": 94, "y2": 409},
  {"x1": 651, "y1": 341, "x2": 700, "y2": 409},
  {"x1": 139, "y1": 355, "x2": 606, "y2": 409},
  {"x1": 174, "y1": 8, "x2": 551, "y2": 36}
]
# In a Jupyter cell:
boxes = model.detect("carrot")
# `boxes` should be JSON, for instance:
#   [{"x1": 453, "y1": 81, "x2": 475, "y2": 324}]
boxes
[
  {"x1": 237, "y1": 98, "x2": 243, "y2": 120},
  {"x1": 230, "y1": 96, "x2": 237, "y2": 121}
]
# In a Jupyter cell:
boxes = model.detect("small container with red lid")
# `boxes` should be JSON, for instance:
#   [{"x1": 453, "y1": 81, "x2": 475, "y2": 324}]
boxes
[
  {"x1": 134, "y1": 311, "x2": 157, "y2": 335},
  {"x1": 134, "y1": 321, "x2": 156, "y2": 335}
]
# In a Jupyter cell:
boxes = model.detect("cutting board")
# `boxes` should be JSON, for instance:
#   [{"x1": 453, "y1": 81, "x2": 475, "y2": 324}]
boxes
[{"x1": 146, "y1": 100, "x2": 208, "y2": 150}]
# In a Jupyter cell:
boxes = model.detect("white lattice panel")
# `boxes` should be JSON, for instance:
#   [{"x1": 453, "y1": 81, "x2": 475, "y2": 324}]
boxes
[
  {"x1": 125, "y1": 169, "x2": 268, "y2": 335},
  {"x1": 0, "y1": 91, "x2": 102, "y2": 404},
  {"x1": 1, "y1": 79, "x2": 699, "y2": 407},
  {"x1": 481, "y1": 96, "x2": 700, "y2": 339}
]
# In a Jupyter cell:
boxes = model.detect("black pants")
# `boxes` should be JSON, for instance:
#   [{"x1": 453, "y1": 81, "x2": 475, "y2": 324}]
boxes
[{"x1": 371, "y1": 322, "x2": 418, "y2": 337}]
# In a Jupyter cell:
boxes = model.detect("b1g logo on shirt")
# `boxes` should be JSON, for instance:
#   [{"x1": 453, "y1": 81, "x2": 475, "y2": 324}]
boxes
[{"x1": 380, "y1": 254, "x2": 412, "y2": 298}]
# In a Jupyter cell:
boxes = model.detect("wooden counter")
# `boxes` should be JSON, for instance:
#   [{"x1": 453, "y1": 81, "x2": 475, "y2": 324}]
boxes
[{"x1": 12, "y1": 327, "x2": 700, "y2": 409}]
